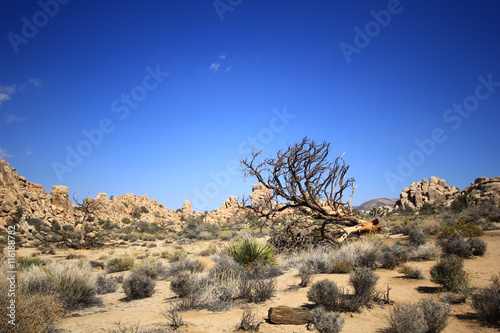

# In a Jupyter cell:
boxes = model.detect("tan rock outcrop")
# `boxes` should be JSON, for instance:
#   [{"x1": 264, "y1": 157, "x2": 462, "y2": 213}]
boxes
[{"x1": 395, "y1": 176, "x2": 461, "y2": 210}]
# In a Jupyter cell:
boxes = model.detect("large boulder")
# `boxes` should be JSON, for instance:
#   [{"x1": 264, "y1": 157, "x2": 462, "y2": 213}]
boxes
[{"x1": 395, "y1": 176, "x2": 460, "y2": 210}]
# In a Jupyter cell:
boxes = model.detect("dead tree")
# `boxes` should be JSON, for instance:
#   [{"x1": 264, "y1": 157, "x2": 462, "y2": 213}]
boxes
[
  {"x1": 241, "y1": 137, "x2": 382, "y2": 247},
  {"x1": 74, "y1": 194, "x2": 104, "y2": 244}
]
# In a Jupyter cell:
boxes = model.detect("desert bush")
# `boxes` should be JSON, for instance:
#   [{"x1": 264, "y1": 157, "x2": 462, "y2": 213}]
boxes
[
  {"x1": 430, "y1": 256, "x2": 469, "y2": 292},
  {"x1": 438, "y1": 220, "x2": 483, "y2": 238},
  {"x1": 471, "y1": 275, "x2": 500, "y2": 325},
  {"x1": 467, "y1": 237, "x2": 487, "y2": 256},
  {"x1": 0, "y1": 280, "x2": 63, "y2": 333},
  {"x1": 307, "y1": 279, "x2": 366, "y2": 312},
  {"x1": 239, "y1": 276, "x2": 276, "y2": 303},
  {"x1": 311, "y1": 307, "x2": 344, "y2": 333},
  {"x1": 408, "y1": 228, "x2": 427, "y2": 246},
  {"x1": 132, "y1": 260, "x2": 165, "y2": 279},
  {"x1": 96, "y1": 274, "x2": 118, "y2": 294},
  {"x1": 379, "y1": 242, "x2": 410, "y2": 269},
  {"x1": 226, "y1": 237, "x2": 276, "y2": 267},
  {"x1": 106, "y1": 255, "x2": 135, "y2": 273},
  {"x1": 398, "y1": 265, "x2": 424, "y2": 279},
  {"x1": 123, "y1": 272, "x2": 156, "y2": 300},
  {"x1": 205, "y1": 280, "x2": 239, "y2": 311},
  {"x1": 218, "y1": 229, "x2": 237, "y2": 241},
  {"x1": 200, "y1": 243, "x2": 218, "y2": 256},
  {"x1": 210, "y1": 254, "x2": 244, "y2": 281},
  {"x1": 167, "y1": 248, "x2": 188, "y2": 262},
  {"x1": 22, "y1": 260, "x2": 99, "y2": 310},
  {"x1": 166, "y1": 258, "x2": 204, "y2": 277},
  {"x1": 349, "y1": 268, "x2": 379, "y2": 299},
  {"x1": 237, "y1": 307, "x2": 262, "y2": 331},
  {"x1": 438, "y1": 236, "x2": 472, "y2": 258},
  {"x1": 410, "y1": 242, "x2": 441, "y2": 261},
  {"x1": 386, "y1": 302, "x2": 427, "y2": 333},
  {"x1": 298, "y1": 262, "x2": 313, "y2": 287},
  {"x1": 160, "y1": 305, "x2": 185, "y2": 329},
  {"x1": 385, "y1": 298, "x2": 450, "y2": 333},
  {"x1": 419, "y1": 298, "x2": 451, "y2": 333}
]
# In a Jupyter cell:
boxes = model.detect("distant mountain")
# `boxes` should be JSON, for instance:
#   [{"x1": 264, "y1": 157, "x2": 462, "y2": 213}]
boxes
[{"x1": 354, "y1": 198, "x2": 398, "y2": 212}]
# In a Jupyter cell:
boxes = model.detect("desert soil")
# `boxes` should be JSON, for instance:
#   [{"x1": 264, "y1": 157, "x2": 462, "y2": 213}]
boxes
[{"x1": 17, "y1": 231, "x2": 500, "y2": 333}]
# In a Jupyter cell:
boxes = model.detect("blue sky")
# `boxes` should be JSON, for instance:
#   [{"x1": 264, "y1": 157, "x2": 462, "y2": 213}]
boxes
[{"x1": 1, "y1": 1, "x2": 499, "y2": 211}]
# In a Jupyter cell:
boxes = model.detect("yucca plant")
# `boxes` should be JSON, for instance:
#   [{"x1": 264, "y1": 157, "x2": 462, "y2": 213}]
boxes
[{"x1": 226, "y1": 238, "x2": 276, "y2": 267}]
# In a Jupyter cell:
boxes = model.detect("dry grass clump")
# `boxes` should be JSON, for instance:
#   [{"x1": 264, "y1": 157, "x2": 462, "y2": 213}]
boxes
[
  {"x1": 0, "y1": 262, "x2": 64, "y2": 333},
  {"x1": 398, "y1": 265, "x2": 425, "y2": 279},
  {"x1": 21, "y1": 260, "x2": 100, "y2": 310},
  {"x1": 106, "y1": 255, "x2": 135, "y2": 273},
  {"x1": 131, "y1": 260, "x2": 166, "y2": 279},
  {"x1": 236, "y1": 307, "x2": 263, "y2": 332}
]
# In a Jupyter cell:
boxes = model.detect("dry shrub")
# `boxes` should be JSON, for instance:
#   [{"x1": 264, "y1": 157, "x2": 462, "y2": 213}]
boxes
[
  {"x1": 471, "y1": 274, "x2": 500, "y2": 325},
  {"x1": 0, "y1": 268, "x2": 64, "y2": 333},
  {"x1": 385, "y1": 298, "x2": 450, "y2": 333},
  {"x1": 22, "y1": 260, "x2": 100, "y2": 310},
  {"x1": 430, "y1": 256, "x2": 470, "y2": 292},
  {"x1": 106, "y1": 255, "x2": 135, "y2": 273},
  {"x1": 398, "y1": 265, "x2": 425, "y2": 279},
  {"x1": 96, "y1": 274, "x2": 118, "y2": 294},
  {"x1": 311, "y1": 307, "x2": 344, "y2": 333},
  {"x1": 123, "y1": 272, "x2": 156, "y2": 300},
  {"x1": 236, "y1": 307, "x2": 262, "y2": 332},
  {"x1": 132, "y1": 260, "x2": 165, "y2": 279}
]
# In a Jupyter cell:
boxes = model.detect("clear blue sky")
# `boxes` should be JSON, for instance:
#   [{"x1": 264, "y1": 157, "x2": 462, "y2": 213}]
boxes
[{"x1": 1, "y1": 1, "x2": 499, "y2": 211}]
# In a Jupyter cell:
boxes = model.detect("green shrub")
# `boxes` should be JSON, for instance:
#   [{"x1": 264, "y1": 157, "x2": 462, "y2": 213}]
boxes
[
  {"x1": 467, "y1": 237, "x2": 487, "y2": 256},
  {"x1": 311, "y1": 307, "x2": 344, "y2": 333},
  {"x1": 167, "y1": 248, "x2": 188, "y2": 262},
  {"x1": 331, "y1": 259, "x2": 354, "y2": 273},
  {"x1": 471, "y1": 275, "x2": 500, "y2": 325},
  {"x1": 22, "y1": 261, "x2": 99, "y2": 310},
  {"x1": 398, "y1": 265, "x2": 424, "y2": 279},
  {"x1": 226, "y1": 238, "x2": 276, "y2": 267},
  {"x1": 166, "y1": 258, "x2": 203, "y2": 277},
  {"x1": 430, "y1": 256, "x2": 469, "y2": 292},
  {"x1": 17, "y1": 256, "x2": 43, "y2": 270},
  {"x1": 106, "y1": 255, "x2": 135, "y2": 273},
  {"x1": 438, "y1": 236, "x2": 473, "y2": 258},
  {"x1": 123, "y1": 272, "x2": 156, "y2": 300},
  {"x1": 307, "y1": 279, "x2": 368, "y2": 312},
  {"x1": 438, "y1": 220, "x2": 484, "y2": 238}
]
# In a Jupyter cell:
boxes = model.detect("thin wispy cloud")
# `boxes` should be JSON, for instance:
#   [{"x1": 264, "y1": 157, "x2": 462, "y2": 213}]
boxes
[
  {"x1": 0, "y1": 85, "x2": 16, "y2": 106},
  {"x1": 0, "y1": 148, "x2": 12, "y2": 159},
  {"x1": 29, "y1": 77, "x2": 42, "y2": 87},
  {"x1": 5, "y1": 114, "x2": 28, "y2": 124},
  {"x1": 25, "y1": 147, "x2": 33, "y2": 155},
  {"x1": 219, "y1": 53, "x2": 226, "y2": 60},
  {"x1": 0, "y1": 78, "x2": 42, "y2": 107},
  {"x1": 225, "y1": 66, "x2": 231, "y2": 72},
  {"x1": 209, "y1": 62, "x2": 221, "y2": 72}
]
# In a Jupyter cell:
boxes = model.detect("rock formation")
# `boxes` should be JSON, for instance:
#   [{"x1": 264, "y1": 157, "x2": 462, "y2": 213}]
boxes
[
  {"x1": 249, "y1": 183, "x2": 272, "y2": 208},
  {"x1": 182, "y1": 199, "x2": 192, "y2": 215},
  {"x1": 395, "y1": 176, "x2": 500, "y2": 210},
  {"x1": 394, "y1": 176, "x2": 461, "y2": 210},
  {"x1": 464, "y1": 177, "x2": 500, "y2": 202}
]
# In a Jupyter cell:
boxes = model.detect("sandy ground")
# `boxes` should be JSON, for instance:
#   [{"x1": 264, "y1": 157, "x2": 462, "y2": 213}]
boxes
[{"x1": 17, "y1": 231, "x2": 500, "y2": 333}]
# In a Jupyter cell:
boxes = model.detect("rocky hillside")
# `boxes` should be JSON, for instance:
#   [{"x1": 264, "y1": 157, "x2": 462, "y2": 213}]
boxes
[
  {"x1": 355, "y1": 198, "x2": 398, "y2": 213},
  {"x1": 395, "y1": 176, "x2": 500, "y2": 210}
]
